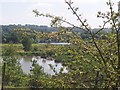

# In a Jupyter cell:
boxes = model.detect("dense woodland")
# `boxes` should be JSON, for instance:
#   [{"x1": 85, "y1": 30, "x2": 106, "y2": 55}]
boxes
[
  {"x1": 1, "y1": 24, "x2": 111, "y2": 43},
  {"x1": 1, "y1": 0, "x2": 120, "y2": 89}
]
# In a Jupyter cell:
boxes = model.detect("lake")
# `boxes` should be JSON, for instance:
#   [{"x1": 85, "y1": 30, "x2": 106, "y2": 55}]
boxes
[
  {"x1": 20, "y1": 56, "x2": 68, "y2": 75},
  {"x1": 39, "y1": 42, "x2": 71, "y2": 45}
]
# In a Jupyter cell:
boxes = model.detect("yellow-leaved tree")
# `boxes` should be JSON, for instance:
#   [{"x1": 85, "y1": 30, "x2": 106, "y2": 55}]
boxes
[{"x1": 32, "y1": 0, "x2": 120, "y2": 88}]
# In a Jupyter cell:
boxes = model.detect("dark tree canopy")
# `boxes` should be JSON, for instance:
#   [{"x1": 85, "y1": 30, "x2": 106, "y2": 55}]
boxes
[{"x1": 22, "y1": 36, "x2": 32, "y2": 51}]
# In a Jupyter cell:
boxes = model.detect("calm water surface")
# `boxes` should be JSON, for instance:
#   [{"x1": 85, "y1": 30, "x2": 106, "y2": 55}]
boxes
[{"x1": 20, "y1": 56, "x2": 68, "y2": 75}]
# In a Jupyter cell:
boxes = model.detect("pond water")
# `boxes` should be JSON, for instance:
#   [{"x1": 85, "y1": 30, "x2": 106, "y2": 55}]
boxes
[
  {"x1": 39, "y1": 43, "x2": 71, "y2": 45},
  {"x1": 20, "y1": 56, "x2": 68, "y2": 75}
]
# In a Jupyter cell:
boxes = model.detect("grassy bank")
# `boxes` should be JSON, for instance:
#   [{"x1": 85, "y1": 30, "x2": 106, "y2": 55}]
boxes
[{"x1": 2, "y1": 43, "x2": 73, "y2": 63}]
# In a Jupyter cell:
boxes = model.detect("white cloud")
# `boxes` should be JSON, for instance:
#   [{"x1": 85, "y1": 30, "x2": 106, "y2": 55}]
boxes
[
  {"x1": 0, "y1": 0, "x2": 38, "y2": 3},
  {"x1": 0, "y1": 0, "x2": 62, "y2": 3},
  {"x1": 30, "y1": 3, "x2": 52, "y2": 9},
  {"x1": 0, "y1": 0, "x2": 119, "y2": 27},
  {"x1": 68, "y1": 0, "x2": 118, "y2": 3}
]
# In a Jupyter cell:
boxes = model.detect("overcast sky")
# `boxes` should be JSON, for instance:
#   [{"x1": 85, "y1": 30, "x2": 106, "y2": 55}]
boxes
[{"x1": 0, "y1": 0, "x2": 119, "y2": 28}]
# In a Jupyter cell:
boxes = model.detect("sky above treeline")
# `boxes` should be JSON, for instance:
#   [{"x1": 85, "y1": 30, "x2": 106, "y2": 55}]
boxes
[{"x1": 0, "y1": 0, "x2": 119, "y2": 28}]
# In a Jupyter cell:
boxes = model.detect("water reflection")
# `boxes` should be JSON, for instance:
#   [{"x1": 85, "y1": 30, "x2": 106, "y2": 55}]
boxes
[
  {"x1": 20, "y1": 56, "x2": 68, "y2": 75},
  {"x1": 20, "y1": 58, "x2": 32, "y2": 74}
]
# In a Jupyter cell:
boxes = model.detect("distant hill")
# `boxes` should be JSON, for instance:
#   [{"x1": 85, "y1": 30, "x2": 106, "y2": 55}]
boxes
[
  {"x1": 0, "y1": 24, "x2": 59, "y2": 33},
  {"x1": 0, "y1": 24, "x2": 112, "y2": 43},
  {"x1": 0, "y1": 24, "x2": 111, "y2": 33},
  {"x1": 92, "y1": 28, "x2": 112, "y2": 33}
]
